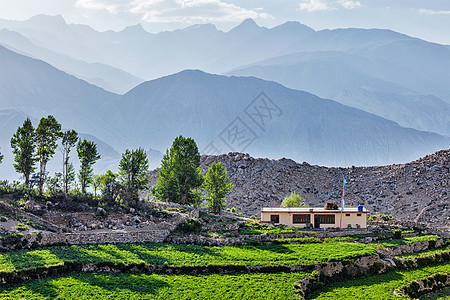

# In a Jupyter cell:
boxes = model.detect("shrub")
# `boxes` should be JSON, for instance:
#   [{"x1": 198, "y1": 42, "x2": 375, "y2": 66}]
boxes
[
  {"x1": 0, "y1": 216, "x2": 7, "y2": 222},
  {"x1": 393, "y1": 229, "x2": 402, "y2": 239},
  {"x1": 1, "y1": 233, "x2": 24, "y2": 246},
  {"x1": 16, "y1": 223, "x2": 28, "y2": 231},
  {"x1": 176, "y1": 218, "x2": 202, "y2": 234},
  {"x1": 230, "y1": 207, "x2": 236, "y2": 213}
]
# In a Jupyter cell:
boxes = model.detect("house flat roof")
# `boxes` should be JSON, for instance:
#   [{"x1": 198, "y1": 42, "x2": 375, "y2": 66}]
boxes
[{"x1": 261, "y1": 207, "x2": 369, "y2": 213}]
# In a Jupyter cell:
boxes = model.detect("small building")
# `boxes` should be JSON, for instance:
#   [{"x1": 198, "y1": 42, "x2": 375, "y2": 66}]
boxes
[{"x1": 260, "y1": 206, "x2": 369, "y2": 229}]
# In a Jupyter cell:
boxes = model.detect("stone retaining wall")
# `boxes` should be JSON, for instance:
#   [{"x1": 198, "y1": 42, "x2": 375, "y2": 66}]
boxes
[
  {"x1": 378, "y1": 238, "x2": 444, "y2": 256},
  {"x1": 0, "y1": 200, "x2": 61, "y2": 232},
  {"x1": 39, "y1": 230, "x2": 170, "y2": 245},
  {"x1": 397, "y1": 273, "x2": 450, "y2": 299}
]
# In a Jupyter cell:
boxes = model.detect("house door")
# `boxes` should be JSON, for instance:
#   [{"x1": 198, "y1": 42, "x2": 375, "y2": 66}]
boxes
[{"x1": 314, "y1": 216, "x2": 320, "y2": 228}]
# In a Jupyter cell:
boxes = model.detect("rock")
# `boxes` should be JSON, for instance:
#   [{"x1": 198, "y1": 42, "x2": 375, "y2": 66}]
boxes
[
  {"x1": 96, "y1": 207, "x2": 107, "y2": 216},
  {"x1": 130, "y1": 208, "x2": 136, "y2": 214},
  {"x1": 143, "y1": 150, "x2": 449, "y2": 228},
  {"x1": 69, "y1": 217, "x2": 82, "y2": 227},
  {"x1": 131, "y1": 216, "x2": 141, "y2": 223}
]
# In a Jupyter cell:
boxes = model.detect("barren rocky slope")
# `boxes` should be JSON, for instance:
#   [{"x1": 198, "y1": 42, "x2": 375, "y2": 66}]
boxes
[{"x1": 148, "y1": 150, "x2": 449, "y2": 228}]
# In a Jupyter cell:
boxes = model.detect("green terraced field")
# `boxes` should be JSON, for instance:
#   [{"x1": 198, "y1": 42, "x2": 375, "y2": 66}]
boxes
[
  {"x1": 308, "y1": 262, "x2": 450, "y2": 299},
  {"x1": 0, "y1": 272, "x2": 308, "y2": 300},
  {"x1": 377, "y1": 235, "x2": 441, "y2": 248},
  {"x1": 0, "y1": 242, "x2": 376, "y2": 273},
  {"x1": 422, "y1": 286, "x2": 450, "y2": 300},
  {"x1": 397, "y1": 244, "x2": 450, "y2": 259}
]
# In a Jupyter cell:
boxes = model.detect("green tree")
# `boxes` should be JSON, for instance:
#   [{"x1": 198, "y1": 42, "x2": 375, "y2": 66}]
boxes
[
  {"x1": 0, "y1": 148, "x2": 3, "y2": 164},
  {"x1": 35, "y1": 115, "x2": 62, "y2": 194},
  {"x1": 281, "y1": 191, "x2": 307, "y2": 207},
  {"x1": 203, "y1": 162, "x2": 233, "y2": 214},
  {"x1": 92, "y1": 174, "x2": 102, "y2": 198},
  {"x1": 61, "y1": 130, "x2": 78, "y2": 193},
  {"x1": 10, "y1": 118, "x2": 36, "y2": 186},
  {"x1": 119, "y1": 148, "x2": 149, "y2": 192},
  {"x1": 152, "y1": 135, "x2": 204, "y2": 205},
  {"x1": 46, "y1": 172, "x2": 62, "y2": 196},
  {"x1": 77, "y1": 139, "x2": 100, "y2": 194},
  {"x1": 100, "y1": 170, "x2": 120, "y2": 203}
]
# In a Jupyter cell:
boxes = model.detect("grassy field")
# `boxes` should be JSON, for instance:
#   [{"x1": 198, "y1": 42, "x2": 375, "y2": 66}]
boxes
[
  {"x1": 396, "y1": 244, "x2": 450, "y2": 259},
  {"x1": 421, "y1": 286, "x2": 450, "y2": 300},
  {"x1": 0, "y1": 242, "x2": 376, "y2": 273},
  {"x1": 0, "y1": 272, "x2": 308, "y2": 300},
  {"x1": 308, "y1": 262, "x2": 450, "y2": 299}
]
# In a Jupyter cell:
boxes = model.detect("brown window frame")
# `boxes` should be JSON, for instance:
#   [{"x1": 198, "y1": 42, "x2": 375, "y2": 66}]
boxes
[
  {"x1": 293, "y1": 214, "x2": 311, "y2": 224},
  {"x1": 270, "y1": 215, "x2": 280, "y2": 224},
  {"x1": 315, "y1": 214, "x2": 335, "y2": 224}
]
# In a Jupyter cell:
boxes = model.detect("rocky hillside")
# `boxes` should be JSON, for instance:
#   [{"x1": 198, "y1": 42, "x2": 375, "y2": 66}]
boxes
[{"x1": 147, "y1": 149, "x2": 449, "y2": 228}]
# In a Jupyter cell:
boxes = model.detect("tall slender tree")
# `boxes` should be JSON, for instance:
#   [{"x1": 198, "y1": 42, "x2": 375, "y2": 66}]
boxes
[
  {"x1": 61, "y1": 130, "x2": 78, "y2": 193},
  {"x1": 10, "y1": 118, "x2": 36, "y2": 186},
  {"x1": 203, "y1": 162, "x2": 233, "y2": 214},
  {"x1": 77, "y1": 139, "x2": 100, "y2": 194},
  {"x1": 119, "y1": 148, "x2": 149, "y2": 193},
  {"x1": 152, "y1": 136, "x2": 204, "y2": 205},
  {"x1": 100, "y1": 170, "x2": 120, "y2": 203},
  {"x1": 35, "y1": 115, "x2": 62, "y2": 194}
]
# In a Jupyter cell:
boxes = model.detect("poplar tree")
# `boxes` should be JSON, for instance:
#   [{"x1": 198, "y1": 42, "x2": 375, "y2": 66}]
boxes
[
  {"x1": 10, "y1": 118, "x2": 36, "y2": 185},
  {"x1": 77, "y1": 139, "x2": 100, "y2": 194},
  {"x1": 61, "y1": 130, "x2": 78, "y2": 193},
  {"x1": 203, "y1": 162, "x2": 233, "y2": 214},
  {"x1": 119, "y1": 148, "x2": 149, "y2": 192},
  {"x1": 36, "y1": 115, "x2": 62, "y2": 194}
]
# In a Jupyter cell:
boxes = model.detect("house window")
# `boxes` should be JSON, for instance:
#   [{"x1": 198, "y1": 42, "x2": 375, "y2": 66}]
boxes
[
  {"x1": 345, "y1": 214, "x2": 350, "y2": 217},
  {"x1": 315, "y1": 214, "x2": 335, "y2": 224},
  {"x1": 270, "y1": 215, "x2": 279, "y2": 224},
  {"x1": 357, "y1": 214, "x2": 361, "y2": 217},
  {"x1": 293, "y1": 214, "x2": 310, "y2": 224}
]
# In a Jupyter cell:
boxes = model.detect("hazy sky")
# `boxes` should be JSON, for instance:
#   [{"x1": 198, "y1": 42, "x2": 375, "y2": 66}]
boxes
[{"x1": 0, "y1": 0, "x2": 449, "y2": 44}]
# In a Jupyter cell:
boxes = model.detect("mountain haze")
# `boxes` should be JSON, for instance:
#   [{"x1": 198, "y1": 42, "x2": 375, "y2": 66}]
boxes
[
  {"x1": 111, "y1": 70, "x2": 449, "y2": 166},
  {"x1": 1, "y1": 15, "x2": 448, "y2": 140}
]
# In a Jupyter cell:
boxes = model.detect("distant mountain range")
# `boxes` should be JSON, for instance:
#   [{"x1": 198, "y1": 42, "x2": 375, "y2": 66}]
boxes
[
  {"x1": 0, "y1": 15, "x2": 448, "y2": 139},
  {"x1": 0, "y1": 16, "x2": 449, "y2": 180},
  {"x1": 0, "y1": 43, "x2": 448, "y2": 181}
]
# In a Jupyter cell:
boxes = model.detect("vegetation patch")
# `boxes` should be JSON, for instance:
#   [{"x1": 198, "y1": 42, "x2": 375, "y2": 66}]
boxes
[
  {"x1": 308, "y1": 262, "x2": 450, "y2": 299},
  {"x1": 397, "y1": 245, "x2": 450, "y2": 260},
  {"x1": 376, "y1": 235, "x2": 440, "y2": 248},
  {"x1": 0, "y1": 271, "x2": 309, "y2": 299},
  {"x1": 0, "y1": 242, "x2": 376, "y2": 274}
]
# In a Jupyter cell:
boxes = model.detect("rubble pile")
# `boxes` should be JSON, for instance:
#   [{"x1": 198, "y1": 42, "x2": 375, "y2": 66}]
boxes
[{"x1": 147, "y1": 150, "x2": 449, "y2": 228}]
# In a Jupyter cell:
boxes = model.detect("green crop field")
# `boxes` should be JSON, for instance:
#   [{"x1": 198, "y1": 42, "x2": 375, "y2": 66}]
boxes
[
  {"x1": 376, "y1": 235, "x2": 440, "y2": 248},
  {"x1": 308, "y1": 262, "x2": 450, "y2": 299},
  {"x1": 422, "y1": 286, "x2": 450, "y2": 300},
  {"x1": 396, "y1": 244, "x2": 450, "y2": 259},
  {"x1": 0, "y1": 272, "x2": 308, "y2": 300},
  {"x1": 0, "y1": 242, "x2": 376, "y2": 273}
]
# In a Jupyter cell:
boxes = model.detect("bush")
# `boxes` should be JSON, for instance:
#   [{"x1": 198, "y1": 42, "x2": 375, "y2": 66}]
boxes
[
  {"x1": 16, "y1": 223, "x2": 28, "y2": 231},
  {"x1": 230, "y1": 207, "x2": 236, "y2": 213},
  {"x1": 0, "y1": 216, "x2": 7, "y2": 222},
  {"x1": 393, "y1": 229, "x2": 402, "y2": 239},
  {"x1": 176, "y1": 218, "x2": 202, "y2": 234},
  {"x1": 368, "y1": 214, "x2": 394, "y2": 221},
  {"x1": 1, "y1": 233, "x2": 24, "y2": 246}
]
